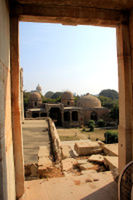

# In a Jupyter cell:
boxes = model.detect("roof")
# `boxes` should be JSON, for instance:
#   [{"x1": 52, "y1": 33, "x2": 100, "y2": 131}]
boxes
[
  {"x1": 77, "y1": 94, "x2": 101, "y2": 108},
  {"x1": 61, "y1": 91, "x2": 74, "y2": 100},
  {"x1": 29, "y1": 92, "x2": 42, "y2": 101}
]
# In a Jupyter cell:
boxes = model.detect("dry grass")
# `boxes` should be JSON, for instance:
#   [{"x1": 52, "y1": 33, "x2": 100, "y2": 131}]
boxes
[{"x1": 57, "y1": 127, "x2": 118, "y2": 142}]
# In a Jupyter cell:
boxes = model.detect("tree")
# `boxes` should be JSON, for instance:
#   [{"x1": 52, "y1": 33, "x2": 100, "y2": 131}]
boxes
[
  {"x1": 51, "y1": 92, "x2": 63, "y2": 99},
  {"x1": 97, "y1": 119, "x2": 105, "y2": 127},
  {"x1": 99, "y1": 89, "x2": 118, "y2": 100},
  {"x1": 45, "y1": 91, "x2": 54, "y2": 98},
  {"x1": 110, "y1": 104, "x2": 119, "y2": 123},
  {"x1": 88, "y1": 120, "x2": 95, "y2": 132},
  {"x1": 99, "y1": 95, "x2": 118, "y2": 109}
]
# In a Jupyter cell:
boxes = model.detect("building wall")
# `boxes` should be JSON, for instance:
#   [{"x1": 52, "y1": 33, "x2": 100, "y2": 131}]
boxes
[
  {"x1": 83, "y1": 108, "x2": 109, "y2": 124},
  {"x1": 0, "y1": 0, "x2": 16, "y2": 199}
]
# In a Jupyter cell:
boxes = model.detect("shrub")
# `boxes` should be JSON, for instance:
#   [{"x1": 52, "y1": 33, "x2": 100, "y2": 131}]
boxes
[
  {"x1": 88, "y1": 120, "x2": 95, "y2": 132},
  {"x1": 82, "y1": 127, "x2": 86, "y2": 132},
  {"x1": 97, "y1": 119, "x2": 105, "y2": 127},
  {"x1": 104, "y1": 131, "x2": 118, "y2": 144}
]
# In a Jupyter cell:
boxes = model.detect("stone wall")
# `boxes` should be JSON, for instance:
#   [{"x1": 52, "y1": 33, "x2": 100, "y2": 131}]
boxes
[
  {"x1": 83, "y1": 108, "x2": 109, "y2": 124},
  {"x1": 47, "y1": 118, "x2": 62, "y2": 161},
  {"x1": 0, "y1": 0, "x2": 16, "y2": 199}
]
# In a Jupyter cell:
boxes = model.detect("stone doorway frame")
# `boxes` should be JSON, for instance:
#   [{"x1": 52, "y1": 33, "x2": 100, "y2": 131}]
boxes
[{"x1": 10, "y1": 7, "x2": 133, "y2": 198}]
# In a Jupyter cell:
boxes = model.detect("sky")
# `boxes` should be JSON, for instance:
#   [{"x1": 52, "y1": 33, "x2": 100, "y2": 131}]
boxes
[{"x1": 19, "y1": 22, "x2": 118, "y2": 96}]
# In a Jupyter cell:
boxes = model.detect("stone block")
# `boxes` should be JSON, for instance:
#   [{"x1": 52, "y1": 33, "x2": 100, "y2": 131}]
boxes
[
  {"x1": 38, "y1": 166, "x2": 53, "y2": 177},
  {"x1": 61, "y1": 145, "x2": 72, "y2": 159},
  {"x1": 74, "y1": 141, "x2": 102, "y2": 156},
  {"x1": 77, "y1": 159, "x2": 88, "y2": 165},
  {"x1": 62, "y1": 158, "x2": 78, "y2": 172},
  {"x1": 24, "y1": 164, "x2": 31, "y2": 176},
  {"x1": 38, "y1": 157, "x2": 52, "y2": 168},
  {"x1": 79, "y1": 163, "x2": 94, "y2": 171},
  {"x1": 104, "y1": 156, "x2": 118, "y2": 170},
  {"x1": 30, "y1": 164, "x2": 38, "y2": 176},
  {"x1": 88, "y1": 154, "x2": 104, "y2": 163},
  {"x1": 103, "y1": 144, "x2": 118, "y2": 156}
]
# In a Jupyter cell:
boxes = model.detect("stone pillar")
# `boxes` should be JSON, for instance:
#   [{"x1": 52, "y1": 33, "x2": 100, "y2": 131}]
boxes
[
  {"x1": 20, "y1": 68, "x2": 24, "y2": 121},
  {"x1": 129, "y1": 10, "x2": 133, "y2": 166},
  {"x1": 0, "y1": 0, "x2": 16, "y2": 199},
  {"x1": 10, "y1": 17, "x2": 25, "y2": 198},
  {"x1": 116, "y1": 22, "x2": 133, "y2": 173}
]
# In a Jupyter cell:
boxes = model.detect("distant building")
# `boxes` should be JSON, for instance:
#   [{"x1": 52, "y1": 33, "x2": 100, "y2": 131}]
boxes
[
  {"x1": 26, "y1": 86, "x2": 109, "y2": 127},
  {"x1": 36, "y1": 84, "x2": 42, "y2": 94}
]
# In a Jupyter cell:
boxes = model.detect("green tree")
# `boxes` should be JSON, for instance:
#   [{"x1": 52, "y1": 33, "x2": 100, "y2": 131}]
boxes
[
  {"x1": 45, "y1": 91, "x2": 54, "y2": 98},
  {"x1": 51, "y1": 92, "x2": 63, "y2": 99},
  {"x1": 97, "y1": 119, "x2": 105, "y2": 127},
  {"x1": 99, "y1": 89, "x2": 118, "y2": 100},
  {"x1": 88, "y1": 120, "x2": 95, "y2": 132},
  {"x1": 110, "y1": 104, "x2": 119, "y2": 123}
]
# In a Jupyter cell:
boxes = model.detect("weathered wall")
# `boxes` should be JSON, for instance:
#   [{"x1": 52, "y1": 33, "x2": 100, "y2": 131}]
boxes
[
  {"x1": 47, "y1": 118, "x2": 62, "y2": 161},
  {"x1": 83, "y1": 108, "x2": 109, "y2": 124},
  {"x1": 0, "y1": 0, "x2": 16, "y2": 199}
]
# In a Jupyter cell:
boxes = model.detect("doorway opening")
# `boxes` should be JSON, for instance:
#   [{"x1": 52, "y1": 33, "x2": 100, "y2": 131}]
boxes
[
  {"x1": 49, "y1": 107, "x2": 62, "y2": 126},
  {"x1": 19, "y1": 22, "x2": 119, "y2": 195}
]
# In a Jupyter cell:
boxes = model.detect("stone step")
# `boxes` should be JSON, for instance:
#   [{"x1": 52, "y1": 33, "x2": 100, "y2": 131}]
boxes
[
  {"x1": 104, "y1": 156, "x2": 118, "y2": 170},
  {"x1": 103, "y1": 144, "x2": 118, "y2": 156}
]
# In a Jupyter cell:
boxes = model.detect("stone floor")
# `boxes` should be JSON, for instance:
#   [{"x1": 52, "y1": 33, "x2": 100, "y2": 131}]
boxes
[
  {"x1": 22, "y1": 120, "x2": 50, "y2": 164},
  {"x1": 20, "y1": 171, "x2": 117, "y2": 200}
]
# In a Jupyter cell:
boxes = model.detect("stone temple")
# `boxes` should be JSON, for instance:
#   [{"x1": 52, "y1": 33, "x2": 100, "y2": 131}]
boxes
[{"x1": 26, "y1": 87, "x2": 109, "y2": 127}]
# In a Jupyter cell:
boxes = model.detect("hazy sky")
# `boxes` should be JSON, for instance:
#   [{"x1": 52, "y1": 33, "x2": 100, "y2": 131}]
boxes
[{"x1": 19, "y1": 22, "x2": 118, "y2": 96}]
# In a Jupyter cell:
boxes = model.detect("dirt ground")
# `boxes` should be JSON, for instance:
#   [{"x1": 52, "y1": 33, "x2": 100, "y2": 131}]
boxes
[{"x1": 57, "y1": 127, "x2": 118, "y2": 142}]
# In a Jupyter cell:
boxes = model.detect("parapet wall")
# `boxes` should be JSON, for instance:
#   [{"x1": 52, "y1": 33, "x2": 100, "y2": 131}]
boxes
[{"x1": 47, "y1": 118, "x2": 62, "y2": 162}]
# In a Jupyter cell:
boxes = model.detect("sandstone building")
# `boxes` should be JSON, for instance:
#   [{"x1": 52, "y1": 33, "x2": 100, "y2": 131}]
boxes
[{"x1": 26, "y1": 88, "x2": 109, "y2": 127}]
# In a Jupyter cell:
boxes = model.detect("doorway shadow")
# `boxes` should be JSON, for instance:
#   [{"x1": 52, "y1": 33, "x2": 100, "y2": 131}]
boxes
[{"x1": 81, "y1": 181, "x2": 118, "y2": 200}]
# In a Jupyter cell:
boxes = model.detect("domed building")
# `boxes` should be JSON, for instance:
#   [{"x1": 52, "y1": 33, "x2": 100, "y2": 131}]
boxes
[
  {"x1": 76, "y1": 93, "x2": 108, "y2": 124},
  {"x1": 28, "y1": 92, "x2": 42, "y2": 108},
  {"x1": 77, "y1": 93, "x2": 101, "y2": 108},
  {"x1": 36, "y1": 84, "x2": 42, "y2": 94},
  {"x1": 26, "y1": 88, "x2": 109, "y2": 128},
  {"x1": 61, "y1": 91, "x2": 74, "y2": 106}
]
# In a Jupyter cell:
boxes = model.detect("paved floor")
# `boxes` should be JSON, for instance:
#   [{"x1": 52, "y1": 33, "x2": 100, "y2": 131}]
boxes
[
  {"x1": 20, "y1": 171, "x2": 117, "y2": 200},
  {"x1": 22, "y1": 120, "x2": 50, "y2": 164}
]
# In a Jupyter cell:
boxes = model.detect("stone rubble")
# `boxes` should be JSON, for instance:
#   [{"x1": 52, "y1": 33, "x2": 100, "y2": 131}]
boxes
[
  {"x1": 61, "y1": 145, "x2": 72, "y2": 159},
  {"x1": 61, "y1": 158, "x2": 78, "y2": 172},
  {"x1": 104, "y1": 156, "x2": 118, "y2": 170},
  {"x1": 74, "y1": 141, "x2": 102, "y2": 156},
  {"x1": 88, "y1": 154, "x2": 104, "y2": 164},
  {"x1": 78, "y1": 162, "x2": 95, "y2": 171}
]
